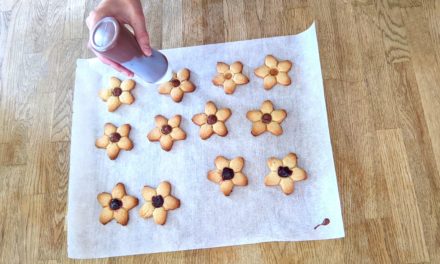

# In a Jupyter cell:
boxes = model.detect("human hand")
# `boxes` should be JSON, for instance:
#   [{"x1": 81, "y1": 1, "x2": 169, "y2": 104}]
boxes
[{"x1": 86, "y1": 0, "x2": 152, "y2": 77}]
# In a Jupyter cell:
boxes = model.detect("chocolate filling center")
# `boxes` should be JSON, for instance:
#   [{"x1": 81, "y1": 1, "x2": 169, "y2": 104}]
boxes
[
  {"x1": 109, "y1": 198, "x2": 122, "y2": 210},
  {"x1": 152, "y1": 195, "x2": 164, "y2": 208},
  {"x1": 161, "y1": 125, "x2": 173, "y2": 135},
  {"x1": 269, "y1": 68, "x2": 279, "y2": 76},
  {"x1": 207, "y1": 115, "x2": 218, "y2": 125},
  {"x1": 109, "y1": 132, "x2": 121, "y2": 143},
  {"x1": 112, "y1": 87, "x2": 122, "y2": 96},
  {"x1": 171, "y1": 79, "x2": 181, "y2": 87},
  {"x1": 224, "y1": 73, "x2": 233, "y2": 80},
  {"x1": 278, "y1": 166, "x2": 293, "y2": 178},
  {"x1": 221, "y1": 167, "x2": 235, "y2": 180},
  {"x1": 262, "y1": 113, "x2": 272, "y2": 124}
]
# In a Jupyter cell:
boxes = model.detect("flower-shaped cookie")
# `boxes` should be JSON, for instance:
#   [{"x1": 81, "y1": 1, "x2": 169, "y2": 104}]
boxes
[
  {"x1": 97, "y1": 183, "x2": 139, "y2": 225},
  {"x1": 147, "y1": 115, "x2": 186, "y2": 151},
  {"x1": 139, "y1": 181, "x2": 180, "y2": 225},
  {"x1": 265, "y1": 153, "x2": 307, "y2": 195},
  {"x1": 192, "y1": 101, "x2": 231, "y2": 139},
  {"x1": 212, "y1": 61, "x2": 249, "y2": 94},
  {"x1": 254, "y1": 55, "x2": 292, "y2": 90},
  {"x1": 99, "y1": 77, "x2": 136, "y2": 111},
  {"x1": 158, "y1": 68, "x2": 195, "y2": 102},
  {"x1": 95, "y1": 123, "x2": 133, "y2": 160},
  {"x1": 208, "y1": 156, "x2": 248, "y2": 196},
  {"x1": 246, "y1": 100, "x2": 287, "y2": 136}
]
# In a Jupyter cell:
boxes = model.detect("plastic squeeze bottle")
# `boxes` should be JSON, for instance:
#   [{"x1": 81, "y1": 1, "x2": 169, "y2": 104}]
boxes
[{"x1": 89, "y1": 17, "x2": 172, "y2": 84}]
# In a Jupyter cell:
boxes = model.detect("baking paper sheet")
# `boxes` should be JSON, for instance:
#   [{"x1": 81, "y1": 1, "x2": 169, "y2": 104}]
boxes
[{"x1": 67, "y1": 23, "x2": 344, "y2": 259}]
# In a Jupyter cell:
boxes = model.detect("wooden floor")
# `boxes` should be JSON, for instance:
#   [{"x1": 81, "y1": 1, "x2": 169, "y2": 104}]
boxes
[{"x1": 1, "y1": 0, "x2": 439, "y2": 263}]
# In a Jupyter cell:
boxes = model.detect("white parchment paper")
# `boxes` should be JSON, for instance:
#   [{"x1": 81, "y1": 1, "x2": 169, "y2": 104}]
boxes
[{"x1": 67, "y1": 23, "x2": 344, "y2": 259}]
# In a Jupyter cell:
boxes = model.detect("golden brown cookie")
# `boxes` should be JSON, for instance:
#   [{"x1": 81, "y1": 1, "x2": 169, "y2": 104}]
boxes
[
  {"x1": 208, "y1": 156, "x2": 248, "y2": 196},
  {"x1": 192, "y1": 101, "x2": 231, "y2": 140},
  {"x1": 212, "y1": 61, "x2": 249, "y2": 94},
  {"x1": 246, "y1": 100, "x2": 287, "y2": 136},
  {"x1": 264, "y1": 153, "x2": 307, "y2": 195},
  {"x1": 158, "y1": 68, "x2": 196, "y2": 102},
  {"x1": 139, "y1": 181, "x2": 180, "y2": 225},
  {"x1": 99, "y1": 77, "x2": 136, "y2": 112},
  {"x1": 254, "y1": 55, "x2": 292, "y2": 90},
  {"x1": 95, "y1": 123, "x2": 133, "y2": 160},
  {"x1": 147, "y1": 115, "x2": 187, "y2": 151},
  {"x1": 97, "y1": 183, "x2": 139, "y2": 226}
]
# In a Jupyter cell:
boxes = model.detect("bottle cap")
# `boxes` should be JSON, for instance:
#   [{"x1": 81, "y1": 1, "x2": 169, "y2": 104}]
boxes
[{"x1": 90, "y1": 17, "x2": 120, "y2": 52}]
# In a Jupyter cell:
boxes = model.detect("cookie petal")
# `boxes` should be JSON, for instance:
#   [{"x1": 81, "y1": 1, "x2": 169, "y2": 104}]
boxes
[
  {"x1": 147, "y1": 128, "x2": 162, "y2": 141},
  {"x1": 170, "y1": 127, "x2": 186, "y2": 141},
  {"x1": 155, "y1": 115, "x2": 168, "y2": 127},
  {"x1": 246, "y1": 110, "x2": 263, "y2": 122},
  {"x1": 99, "y1": 89, "x2": 112, "y2": 101},
  {"x1": 264, "y1": 172, "x2": 281, "y2": 186},
  {"x1": 95, "y1": 135, "x2": 109, "y2": 148},
  {"x1": 223, "y1": 79, "x2": 236, "y2": 94},
  {"x1": 254, "y1": 65, "x2": 270, "y2": 78},
  {"x1": 216, "y1": 108, "x2": 231, "y2": 122},
  {"x1": 220, "y1": 180, "x2": 234, "y2": 196},
  {"x1": 139, "y1": 202, "x2": 154, "y2": 218},
  {"x1": 208, "y1": 170, "x2": 222, "y2": 183},
  {"x1": 97, "y1": 192, "x2": 112, "y2": 207},
  {"x1": 163, "y1": 196, "x2": 180, "y2": 211},
  {"x1": 265, "y1": 55, "x2": 278, "y2": 68},
  {"x1": 112, "y1": 183, "x2": 127, "y2": 199},
  {"x1": 277, "y1": 60, "x2": 292, "y2": 72},
  {"x1": 205, "y1": 101, "x2": 217, "y2": 115},
  {"x1": 230, "y1": 61, "x2": 243, "y2": 73},
  {"x1": 213, "y1": 121, "x2": 228, "y2": 136},
  {"x1": 109, "y1": 77, "x2": 121, "y2": 89},
  {"x1": 104, "y1": 123, "x2": 117, "y2": 136},
  {"x1": 276, "y1": 72, "x2": 291, "y2": 86},
  {"x1": 200, "y1": 124, "x2": 213, "y2": 140},
  {"x1": 271, "y1": 110, "x2": 287, "y2": 123},
  {"x1": 157, "y1": 181, "x2": 171, "y2": 197},
  {"x1": 170, "y1": 87, "x2": 184, "y2": 102},
  {"x1": 177, "y1": 68, "x2": 190, "y2": 80},
  {"x1": 141, "y1": 186, "x2": 156, "y2": 201},
  {"x1": 122, "y1": 195, "x2": 139, "y2": 210},
  {"x1": 251, "y1": 121, "x2": 267, "y2": 136},
  {"x1": 114, "y1": 208, "x2": 129, "y2": 225},
  {"x1": 216, "y1": 62, "x2": 229, "y2": 73},
  {"x1": 283, "y1": 153, "x2": 297, "y2": 169},
  {"x1": 233, "y1": 73, "x2": 249, "y2": 85},
  {"x1": 159, "y1": 134, "x2": 173, "y2": 151},
  {"x1": 215, "y1": 156, "x2": 230, "y2": 170},
  {"x1": 99, "y1": 207, "x2": 114, "y2": 225},
  {"x1": 119, "y1": 91, "x2": 134, "y2": 104},
  {"x1": 158, "y1": 82, "x2": 173, "y2": 94},
  {"x1": 106, "y1": 143, "x2": 120, "y2": 160},
  {"x1": 230, "y1": 157, "x2": 244, "y2": 172},
  {"x1": 212, "y1": 73, "x2": 225, "y2": 86},
  {"x1": 268, "y1": 158, "x2": 283, "y2": 171},
  {"x1": 192, "y1": 113, "x2": 207, "y2": 126},
  {"x1": 121, "y1": 79, "x2": 136, "y2": 91},
  {"x1": 291, "y1": 167, "x2": 307, "y2": 181},
  {"x1": 263, "y1": 75, "x2": 277, "y2": 90},
  {"x1": 267, "y1": 121, "x2": 283, "y2": 136},
  {"x1": 107, "y1": 96, "x2": 121, "y2": 112},
  {"x1": 232, "y1": 172, "x2": 248, "y2": 186},
  {"x1": 168, "y1": 115, "x2": 181, "y2": 128},
  {"x1": 261, "y1": 100, "x2": 274, "y2": 114},
  {"x1": 116, "y1": 124, "x2": 131, "y2": 137},
  {"x1": 153, "y1": 207, "x2": 167, "y2": 225},
  {"x1": 280, "y1": 178, "x2": 294, "y2": 195},
  {"x1": 117, "y1": 137, "x2": 133, "y2": 150},
  {"x1": 180, "y1": 80, "x2": 195, "y2": 92}
]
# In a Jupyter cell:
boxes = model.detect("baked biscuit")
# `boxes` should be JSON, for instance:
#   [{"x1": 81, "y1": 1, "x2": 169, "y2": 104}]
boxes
[
  {"x1": 99, "y1": 77, "x2": 136, "y2": 111},
  {"x1": 254, "y1": 55, "x2": 292, "y2": 90},
  {"x1": 95, "y1": 123, "x2": 133, "y2": 160},
  {"x1": 192, "y1": 101, "x2": 231, "y2": 139},
  {"x1": 212, "y1": 61, "x2": 249, "y2": 94},
  {"x1": 147, "y1": 115, "x2": 187, "y2": 151},
  {"x1": 158, "y1": 68, "x2": 195, "y2": 102},
  {"x1": 208, "y1": 156, "x2": 248, "y2": 196},
  {"x1": 246, "y1": 100, "x2": 287, "y2": 136},
  {"x1": 97, "y1": 183, "x2": 139, "y2": 225}
]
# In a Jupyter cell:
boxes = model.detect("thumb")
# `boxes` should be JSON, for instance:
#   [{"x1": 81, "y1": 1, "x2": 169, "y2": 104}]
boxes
[{"x1": 130, "y1": 16, "x2": 152, "y2": 56}]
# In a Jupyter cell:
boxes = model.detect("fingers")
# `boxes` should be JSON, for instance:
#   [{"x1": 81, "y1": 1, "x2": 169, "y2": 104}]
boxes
[
  {"x1": 130, "y1": 14, "x2": 152, "y2": 56},
  {"x1": 97, "y1": 54, "x2": 134, "y2": 77},
  {"x1": 86, "y1": 10, "x2": 105, "y2": 29}
]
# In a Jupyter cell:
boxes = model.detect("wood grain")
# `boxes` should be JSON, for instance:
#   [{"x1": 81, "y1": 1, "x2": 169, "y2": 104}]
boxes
[{"x1": 1, "y1": 0, "x2": 439, "y2": 263}]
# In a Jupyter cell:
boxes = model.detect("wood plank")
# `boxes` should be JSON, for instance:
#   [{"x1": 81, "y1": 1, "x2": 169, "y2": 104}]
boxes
[{"x1": 162, "y1": 0, "x2": 183, "y2": 49}]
